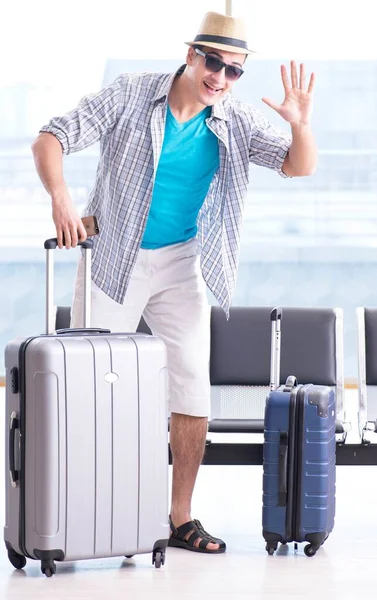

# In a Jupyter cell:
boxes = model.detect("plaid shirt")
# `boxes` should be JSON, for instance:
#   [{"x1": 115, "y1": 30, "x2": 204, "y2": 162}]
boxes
[{"x1": 41, "y1": 66, "x2": 291, "y2": 316}]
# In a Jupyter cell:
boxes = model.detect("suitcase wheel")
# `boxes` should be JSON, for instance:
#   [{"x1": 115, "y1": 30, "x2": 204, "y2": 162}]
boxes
[
  {"x1": 41, "y1": 559, "x2": 56, "y2": 577},
  {"x1": 304, "y1": 544, "x2": 317, "y2": 557},
  {"x1": 125, "y1": 555, "x2": 134, "y2": 559},
  {"x1": 265, "y1": 543, "x2": 277, "y2": 556},
  {"x1": 152, "y1": 549, "x2": 165, "y2": 569},
  {"x1": 7, "y1": 549, "x2": 26, "y2": 570}
]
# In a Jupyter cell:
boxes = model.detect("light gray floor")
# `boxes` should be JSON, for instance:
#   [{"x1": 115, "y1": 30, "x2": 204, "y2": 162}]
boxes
[{"x1": 0, "y1": 388, "x2": 375, "y2": 600}]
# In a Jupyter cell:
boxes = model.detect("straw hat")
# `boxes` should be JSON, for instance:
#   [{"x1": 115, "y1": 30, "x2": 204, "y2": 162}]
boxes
[{"x1": 185, "y1": 11, "x2": 255, "y2": 55}]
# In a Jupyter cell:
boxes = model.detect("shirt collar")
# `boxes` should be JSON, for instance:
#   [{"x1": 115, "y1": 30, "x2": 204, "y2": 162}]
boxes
[
  {"x1": 150, "y1": 65, "x2": 185, "y2": 102},
  {"x1": 211, "y1": 95, "x2": 231, "y2": 121},
  {"x1": 151, "y1": 65, "x2": 232, "y2": 122}
]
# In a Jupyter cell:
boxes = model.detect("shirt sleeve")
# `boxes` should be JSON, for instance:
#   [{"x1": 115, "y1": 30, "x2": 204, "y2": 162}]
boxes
[
  {"x1": 39, "y1": 75, "x2": 127, "y2": 154},
  {"x1": 248, "y1": 109, "x2": 292, "y2": 178}
]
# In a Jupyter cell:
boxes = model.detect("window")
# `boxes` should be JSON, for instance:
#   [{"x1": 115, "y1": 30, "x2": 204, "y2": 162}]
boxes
[
  {"x1": 1, "y1": 0, "x2": 374, "y2": 379},
  {"x1": 0, "y1": 0, "x2": 225, "y2": 374},
  {"x1": 230, "y1": 0, "x2": 377, "y2": 378}
]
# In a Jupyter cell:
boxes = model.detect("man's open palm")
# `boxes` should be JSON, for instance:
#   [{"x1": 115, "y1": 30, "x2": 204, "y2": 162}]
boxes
[{"x1": 262, "y1": 61, "x2": 315, "y2": 126}]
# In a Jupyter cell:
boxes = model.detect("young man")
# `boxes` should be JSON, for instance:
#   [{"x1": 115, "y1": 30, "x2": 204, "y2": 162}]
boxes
[{"x1": 32, "y1": 12, "x2": 316, "y2": 554}]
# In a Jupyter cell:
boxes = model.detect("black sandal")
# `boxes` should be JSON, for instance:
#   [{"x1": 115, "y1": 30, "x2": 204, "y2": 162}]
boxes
[{"x1": 168, "y1": 516, "x2": 226, "y2": 554}]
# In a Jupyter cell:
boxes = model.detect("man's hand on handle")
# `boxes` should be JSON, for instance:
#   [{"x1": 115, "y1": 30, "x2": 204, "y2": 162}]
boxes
[
  {"x1": 52, "y1": 193, "x2": 87, "y2": 249},
  {"x1": 31, "y1": 132, "x2": 87, "y2": 249}
]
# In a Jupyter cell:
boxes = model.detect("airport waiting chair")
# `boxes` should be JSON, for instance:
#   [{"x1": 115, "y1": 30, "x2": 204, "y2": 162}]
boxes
[
  {"x1": 55, "y1": 304, "x2": 347, "y2": 438},
  {"x1": 356, "y1": 307, "x2": 377, "y2": 443},
  {"x1": 206, "y1": 306, "x2": 347, "y2": 437}
]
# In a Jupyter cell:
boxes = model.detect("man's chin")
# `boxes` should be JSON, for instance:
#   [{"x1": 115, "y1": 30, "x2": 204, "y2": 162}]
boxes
[
  {"x1": 202, "y1": 99, "x2": 216, "y2": 107},
  {"x1": 199, "y1": 93, "x2": 222, "y2": 107}
]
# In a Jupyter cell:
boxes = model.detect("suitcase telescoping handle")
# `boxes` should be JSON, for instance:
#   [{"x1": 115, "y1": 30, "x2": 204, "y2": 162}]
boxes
[
  {"x1": 270, "y1": 307, "x2": 287, "y2": 506},
  {"x1": 270, "y1": 307, "x2": 282, "y2": 391},
  {"x1": 44, "y1": 238, "x2": 94, "y2": 334}
]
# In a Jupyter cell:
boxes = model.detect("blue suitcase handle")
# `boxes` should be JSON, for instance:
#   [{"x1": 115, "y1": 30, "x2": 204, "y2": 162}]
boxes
[
  {"x1": 283, "y1": 376, "x2": 298, "y2": 392},
  {"x1": 278, "y1": 432, "x2": 288, "y2": 507}
]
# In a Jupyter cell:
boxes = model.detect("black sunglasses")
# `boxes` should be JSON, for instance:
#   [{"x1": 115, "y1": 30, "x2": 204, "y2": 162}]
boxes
[{"x1": 195, "y1": 48, "x2": 244, "y2": 81}]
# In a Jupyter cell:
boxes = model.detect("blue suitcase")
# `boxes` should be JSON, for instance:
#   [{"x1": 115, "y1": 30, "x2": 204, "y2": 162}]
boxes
[{"x1": 262, "y1": 308, "x2": 336, "y2": 557}]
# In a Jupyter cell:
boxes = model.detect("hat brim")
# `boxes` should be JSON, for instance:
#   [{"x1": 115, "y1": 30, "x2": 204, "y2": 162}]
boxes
[{"x1": 185, "y1": 41, "x2": 255, "y2": 55}]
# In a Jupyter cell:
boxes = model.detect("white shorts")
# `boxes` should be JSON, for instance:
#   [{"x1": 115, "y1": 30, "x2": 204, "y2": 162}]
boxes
[{"x1": 71, "y1": 238, "x2": 211, "y2": 417}]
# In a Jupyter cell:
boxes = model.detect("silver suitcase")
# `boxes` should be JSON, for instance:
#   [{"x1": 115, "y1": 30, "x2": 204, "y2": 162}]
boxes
[{"x1": 4, "y1": 238, "x2": 169, "y2": 577}]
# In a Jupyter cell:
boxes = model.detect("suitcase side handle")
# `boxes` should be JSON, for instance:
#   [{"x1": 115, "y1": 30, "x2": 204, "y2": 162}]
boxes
[
  {"x1": 44, "y1": 238, "x2": 93, "y2": 334},
  {"x1": 9, "y1": 411, "x2": 19, "y2": 489},
  {"x1": 278, "y1": 431, "x2": 288, "y2": 507}
]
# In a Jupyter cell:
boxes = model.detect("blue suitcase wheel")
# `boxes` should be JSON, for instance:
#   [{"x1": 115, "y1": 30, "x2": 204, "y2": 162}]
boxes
[
  {"x1": 266, "y1": 543, "x2": 277, "y2": 556},
  {"x1": 304, "y1": 544, "x2": 317, "y2": 557}
]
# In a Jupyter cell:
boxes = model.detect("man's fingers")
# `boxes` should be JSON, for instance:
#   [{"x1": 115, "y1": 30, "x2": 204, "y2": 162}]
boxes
[
  {"x1": 291, "y1": 60, "x2": 298, "y2": 88},
  {"x1": 70, "y1": 225, "x2": 79, "y2": 248},
  {"x1": 281, "y1": 65, "x2": 290, "y2": 91},
  {"x1": 77, "y1": 221, "x2": 88, "y2": 243},
  {"x1": 262, "y1": 97, "x2": 280, "y2": 112},
  {"x1": 299, "y1": 63, "x2": 306, "y2": 90},
  {"x1": 57, "y1": 228, "x2": 64, "y2": 250},
  {"x1": 63, "y1": 227, "x2": 72, "y2": 250},
  {"x1": 308, "y1": 72, "x2": 315, "y2": 94},
  {"x1": 57, "y1": 222, "x2": 87, "y2": 249}
]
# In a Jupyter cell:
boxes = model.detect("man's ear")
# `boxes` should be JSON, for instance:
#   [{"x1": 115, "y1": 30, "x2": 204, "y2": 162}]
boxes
[{"x1": 186, "y1": 46, "x2": 196, "y2": 66}]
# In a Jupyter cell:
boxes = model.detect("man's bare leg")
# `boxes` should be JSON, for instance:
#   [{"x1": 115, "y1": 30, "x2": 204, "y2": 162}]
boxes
[{"x1": 169, "y1": 412, "x2": 220, "y2": 551}]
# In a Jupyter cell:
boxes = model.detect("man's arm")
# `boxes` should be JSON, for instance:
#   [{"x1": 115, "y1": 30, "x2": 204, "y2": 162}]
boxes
[
  {"x1": 262, "y1": 61, "x2": 316, "y2": 177},
  {"x1": 31, "y1": 132, "x2": 86, "y2": 249},
  {"x1": 282, "y1": 123, "x2": 317, "y2": 177},
  {"x1": 32, "y1": 75, "x2": 126, "y2": 248}
]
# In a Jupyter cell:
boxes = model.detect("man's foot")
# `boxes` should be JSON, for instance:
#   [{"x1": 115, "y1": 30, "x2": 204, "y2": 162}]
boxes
[{"x1": 167, "y1": 515, "x2": 226, "y2": 554}]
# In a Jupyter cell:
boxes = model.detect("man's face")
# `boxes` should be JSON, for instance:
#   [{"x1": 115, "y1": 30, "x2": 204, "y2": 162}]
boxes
[{"x1": 186, "y1": 45, "x2": 246, "y2": 106}]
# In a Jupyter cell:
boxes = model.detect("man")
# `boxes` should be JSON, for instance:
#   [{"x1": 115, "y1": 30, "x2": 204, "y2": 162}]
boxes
[{"x1": 32, "y1": 11, "x2": 316, "y2": 554}]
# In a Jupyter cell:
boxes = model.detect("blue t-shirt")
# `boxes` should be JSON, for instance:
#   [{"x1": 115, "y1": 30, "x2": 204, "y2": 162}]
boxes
[{"x1": 141, "y1": 105, "x2": 219, "y2": 249}]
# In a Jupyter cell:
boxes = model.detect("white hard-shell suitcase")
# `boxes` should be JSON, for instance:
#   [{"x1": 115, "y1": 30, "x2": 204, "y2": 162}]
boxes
[{"x1": 4, "y1": 238, "x2": 169, "y2": 577}]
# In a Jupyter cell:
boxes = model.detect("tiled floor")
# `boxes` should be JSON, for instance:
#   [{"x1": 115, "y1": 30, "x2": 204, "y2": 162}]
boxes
[{"x1": 0, "y1": 388, "x2": 376, "y2": 600}]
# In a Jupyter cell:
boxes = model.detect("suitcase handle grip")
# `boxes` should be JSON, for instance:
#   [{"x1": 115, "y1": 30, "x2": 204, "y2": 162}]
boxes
[
  {"x1": 278, "y1": 431, "x2": 288, "y2": 507},
  {"x1": 56, "y1": 328, "x2": 111, "y2": 335},
  {"x1": 270, "y1": 307, "x2": 282, "y2": 322},
  {"x1": 9, "y1": 412, "x2": 19, "y2": 489},
  {"x1": 44, "y1": 238, "x2": 94, "y2": 250}
]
